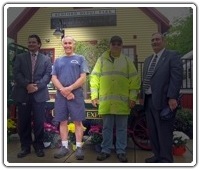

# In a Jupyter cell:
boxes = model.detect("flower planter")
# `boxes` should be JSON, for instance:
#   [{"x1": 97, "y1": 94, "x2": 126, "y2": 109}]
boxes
[{"x1": 172, "y1": 146, "x2": 186, "y2": 156}]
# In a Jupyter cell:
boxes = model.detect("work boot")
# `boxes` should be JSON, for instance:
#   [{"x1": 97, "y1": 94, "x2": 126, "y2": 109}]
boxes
[
  {"x1": 54, "y1": 146, "x2": 70, "y2": 159},
  {"x1": 145, "y1": 156, "x2": 160, "y2": 163},
  {"x1": 97, "y1": 152, "x2": 110, "y2": 161},
  {"x1": 17, "y1": 148, "x2": 31, "y2": 158},
  {"x1": 117, "y1": 153, "x2": 128, "y2": 162},
  {"x1": 75, "y1": 147, "x2": 84, "y2": 160}
]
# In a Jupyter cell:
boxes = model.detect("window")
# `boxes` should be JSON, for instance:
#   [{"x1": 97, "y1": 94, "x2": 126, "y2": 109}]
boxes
[
  {"x1": 40, "y1": 48, "x2": 55, "y2": 64},
  {"x1": 122, "y1": 46, "x2": 136, "y2": 62}
]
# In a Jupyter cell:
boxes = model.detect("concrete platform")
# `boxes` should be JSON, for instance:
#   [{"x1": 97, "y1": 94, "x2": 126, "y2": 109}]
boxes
[{"x1": 5, "y1": 134, "x2": 194, "y2": 166}]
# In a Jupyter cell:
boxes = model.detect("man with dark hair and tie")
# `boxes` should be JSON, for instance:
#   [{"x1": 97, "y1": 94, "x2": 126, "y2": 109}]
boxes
[
  {"x1": 140, "y1": 32, "x2": 183, "y2": 163},
  {"x1": 12, "y1": 34, "x2": 52, "y2": 158}
]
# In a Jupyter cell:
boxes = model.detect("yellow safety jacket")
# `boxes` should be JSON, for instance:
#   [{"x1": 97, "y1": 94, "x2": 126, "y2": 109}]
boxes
[{"x1": 90, "y1": 50, "x2": 141, "y2": 115}]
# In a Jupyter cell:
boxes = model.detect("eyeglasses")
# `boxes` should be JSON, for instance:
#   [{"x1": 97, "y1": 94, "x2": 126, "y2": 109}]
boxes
[{"x1": 111, "y1": 43, "x2": 122, "y2": 46}]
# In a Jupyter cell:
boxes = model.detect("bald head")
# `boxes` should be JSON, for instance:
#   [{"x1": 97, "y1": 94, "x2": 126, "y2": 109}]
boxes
[{"x1": 62, "y1": 36, "x2": 76, "y2": 56}]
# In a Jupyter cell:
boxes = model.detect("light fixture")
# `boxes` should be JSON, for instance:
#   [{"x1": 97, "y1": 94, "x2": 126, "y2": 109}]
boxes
[
  {"x1": 53, "y1": 19, "x2": 65, "y2": 40},
  {"x1": 53, "y1": 27, "x2": 64, "y2": 36}
]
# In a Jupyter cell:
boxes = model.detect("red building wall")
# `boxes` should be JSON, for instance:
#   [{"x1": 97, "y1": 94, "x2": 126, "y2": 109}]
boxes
[{"x1": 181, "y1": 93, "x2": 193, "y2": 110}]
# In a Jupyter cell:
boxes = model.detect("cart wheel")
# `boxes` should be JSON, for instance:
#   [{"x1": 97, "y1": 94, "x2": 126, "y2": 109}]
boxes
[{"x1": 130, "y1": 116, "x2": 151, "y2": 150}]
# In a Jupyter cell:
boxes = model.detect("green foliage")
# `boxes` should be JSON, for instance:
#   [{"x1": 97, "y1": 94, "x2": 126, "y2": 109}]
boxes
[
  {"x1": 88, "y1": 125, "x2": 103, "y2": 145},
  {"x1": 165, "y1": 8, "x2": 193, "y2": 54},
  {"x1": 90, "y1": 133, "x2": 103, "y2": 145},
  {"x1": 176, "y1": 109, "x2": 193, "y2": 126},
  {"x1": 43, "y1": 131, "x2": 61, "y2": 148},
  {"x1": 7, "y1": 119, "x2": 17, "y2": 136},
  {"x1": 96, "y1": 39, "x2": 110, "y2": 57},
  {"x1": 68, "y1": 132, "x2": 76, "y2": 145},
  {"x1": 75, "y1": 39, "x2": 109, "y2": 72},
  {"x1": 174, "y1": 108, "x2": 193, "y2": 138}
]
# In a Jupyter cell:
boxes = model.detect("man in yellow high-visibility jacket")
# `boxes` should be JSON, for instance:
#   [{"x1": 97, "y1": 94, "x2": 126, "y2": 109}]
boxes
[{"x1": 90, "y1": 36, "x2": 141, "y2": 162}]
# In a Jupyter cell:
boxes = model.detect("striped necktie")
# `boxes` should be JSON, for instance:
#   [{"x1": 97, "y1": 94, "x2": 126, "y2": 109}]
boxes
[
  {"x1": 143, "y1": 55, "x2": 158, "y2": 91},
  {"x1": 31, "y1": 53, "x2": 36, "y2": 82}
]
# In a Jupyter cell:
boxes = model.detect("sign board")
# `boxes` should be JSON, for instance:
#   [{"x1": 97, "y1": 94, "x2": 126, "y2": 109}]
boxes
[
  {"x1": 51, "y1": 8, "x2": 117, "y2": 28},
  {"x1": 85, "y1": 109, "x2": 101, "y2": 119}
]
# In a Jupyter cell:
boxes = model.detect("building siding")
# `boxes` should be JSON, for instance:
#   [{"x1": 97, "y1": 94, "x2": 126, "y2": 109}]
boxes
[{"x1": 17, "y1": 7, "x2": 158, "y2": 62}]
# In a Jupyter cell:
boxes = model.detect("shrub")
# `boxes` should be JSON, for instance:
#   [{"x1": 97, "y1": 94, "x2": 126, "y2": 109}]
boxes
[{"x1": 174, "y1": 108, "x2": 193, "y2": 138}]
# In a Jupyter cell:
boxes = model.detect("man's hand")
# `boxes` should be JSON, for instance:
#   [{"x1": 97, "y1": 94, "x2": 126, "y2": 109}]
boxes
[
  {"x1": 129, "y1": 100, "x2": 136, "y2": 108},
  {"x1": 66, "y1": 93, "x2": 75, "y2": 100},
  {"x1": 139, "y1": 99, "x2": 144, "y2": 105},
  {"x1": 91, "y1": 98, "x2": 99, "y2": 107},
  {"x1": 60, "y1": 86, "x2": 74, "y2": 97},
  {"x1": 168, "y1": 99, "x2": 178, "y2": 111},
  {"x1": 27, "y1": 84, "x2": 38, "y2": 93}
]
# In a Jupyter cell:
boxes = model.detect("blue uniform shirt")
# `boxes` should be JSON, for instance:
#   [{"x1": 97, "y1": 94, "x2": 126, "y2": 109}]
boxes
[{"x1": 52, "y1": 54, "x2": 89, "y2": 87}]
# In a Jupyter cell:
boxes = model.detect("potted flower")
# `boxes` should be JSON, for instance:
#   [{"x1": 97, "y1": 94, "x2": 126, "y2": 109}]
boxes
[
  {"x1": 67, "y1": 122, "x2": 86, "y2": 151},
  {"x1": 43, "y1": 122, "x2": 61, "y2": 148},
  {"x1": 67, "y1": 122, "x2": 76, "y2": 150},
  {"x1": 172, "y1": 131, "x2": 190, "y2": 156},
  {"x1": 7, "y1": 119, "x2": 17, "y2": 142},
  {"x1": 174, "y1": 108, "x2": 193, "y2": 139},
  {"x1": 88, "y1": 125, "x2": 103, "y2": 152}
]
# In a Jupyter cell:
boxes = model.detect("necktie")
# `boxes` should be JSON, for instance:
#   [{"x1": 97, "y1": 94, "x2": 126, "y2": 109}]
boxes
[
  {"x1": 143, "y1": 55, "x2": 158, "y2": 91},
  {"x1": 31, "y1": 53, "x2": 36, "y2": 82}
]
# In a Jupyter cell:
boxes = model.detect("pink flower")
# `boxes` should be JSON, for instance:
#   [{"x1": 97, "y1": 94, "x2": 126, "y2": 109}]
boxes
[
  {"x1": 46, "y1": 128, "x2": 52, "y2": 132},
  {"x1": 89, "y1": 125, "x2": 102, "y2": 135},
  {"x1": 44, "y1": 123, "x2": 52, "y2": 128}
]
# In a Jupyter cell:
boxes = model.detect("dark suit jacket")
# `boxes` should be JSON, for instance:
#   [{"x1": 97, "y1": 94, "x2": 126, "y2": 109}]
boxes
[
  {"x1": 12, "y1": 52, "x2": 52, "y2": 103},
  {"x1": 141, "y1": 49, "x2": 183, "y2": 110}
]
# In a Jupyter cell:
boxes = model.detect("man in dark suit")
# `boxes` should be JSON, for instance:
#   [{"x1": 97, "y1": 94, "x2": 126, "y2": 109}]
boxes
[
  {"x1": 12, "y1": 34, "x2": 52, "y2": 158},
  {"x1": 140, "y1": 32, "x2": 183, "y2": 163}
]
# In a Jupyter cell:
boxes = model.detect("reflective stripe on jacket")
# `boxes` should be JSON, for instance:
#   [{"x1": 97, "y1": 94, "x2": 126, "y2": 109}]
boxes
[{"x1": 90, "y1": 50, "x2": 141, "y2": 115}]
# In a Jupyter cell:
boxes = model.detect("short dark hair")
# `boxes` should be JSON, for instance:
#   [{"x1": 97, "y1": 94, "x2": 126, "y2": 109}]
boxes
[{"x1": 28, "y1": 34, "x2": 42, "y2": 45}]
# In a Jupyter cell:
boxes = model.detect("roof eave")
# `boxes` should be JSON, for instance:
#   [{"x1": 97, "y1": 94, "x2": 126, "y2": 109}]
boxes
[
  {"x1": 139, "y1": 7, "x2": 170, "y2": 33},
  {"x1": 7, "y1": 7, "x2": 40, "y2": 41}
]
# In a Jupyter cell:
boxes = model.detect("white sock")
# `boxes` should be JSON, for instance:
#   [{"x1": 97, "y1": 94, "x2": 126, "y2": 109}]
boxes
[
  {"x1": 76, "y1": 142, "x2": 82, "y2": 148},
  {"x1": 62, "y1": 140, "x2": 68, "y2": 148}
]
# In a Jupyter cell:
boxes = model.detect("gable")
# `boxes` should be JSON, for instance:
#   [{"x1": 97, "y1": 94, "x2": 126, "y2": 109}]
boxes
[{"x1": 7, "y1": 7, "x2": 169, "y2": 41}]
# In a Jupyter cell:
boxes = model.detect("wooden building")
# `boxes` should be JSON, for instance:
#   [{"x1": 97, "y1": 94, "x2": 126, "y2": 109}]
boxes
[
  {"x1": 7, "y1": 7, "x2": 193, "y2": 117},
  {"x1": 7, "y1": 7, "x2": 170, "y2": 63}
]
